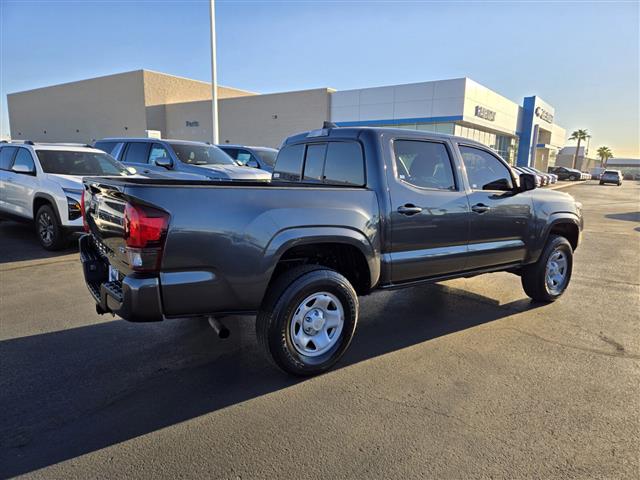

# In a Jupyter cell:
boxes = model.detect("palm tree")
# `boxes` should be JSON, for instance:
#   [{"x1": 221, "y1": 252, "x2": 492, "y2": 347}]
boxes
[
  {"x1": 568, "y1": 129, "x2": 589, "y2": 169},
  {"x1": 596, "y1": 146, "x2": 613, "y2": 167}
]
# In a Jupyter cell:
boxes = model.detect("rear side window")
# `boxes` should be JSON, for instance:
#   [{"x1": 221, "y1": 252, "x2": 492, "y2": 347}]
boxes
[
  {"x1": 323, "y1": 142, "x2": 365, "y2": 186},
  {"x1": 0, "y1": 147, "x2": 18, "y2": 170},
  {"x1": 273, "y1": 144, "x2": 304, "y2": 181},
  {"x1": 393, "y1": 140, "x2": 455, "y2": 190},
  {"x1": 94, "y1": 141, "x2": 118, "y2": 154},
  {"x1": 123, "y1": 142, "x2": 150, "y2": 164}
]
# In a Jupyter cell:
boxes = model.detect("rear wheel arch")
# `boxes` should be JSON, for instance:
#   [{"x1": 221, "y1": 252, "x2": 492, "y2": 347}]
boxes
[{"x1": 267, "y1": 236, "x2": 375, "y2": 296}]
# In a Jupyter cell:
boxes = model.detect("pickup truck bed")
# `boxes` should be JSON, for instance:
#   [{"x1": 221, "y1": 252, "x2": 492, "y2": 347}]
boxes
[{"x1": 80, "y1": 126, "x2": 583, "y2": 375}]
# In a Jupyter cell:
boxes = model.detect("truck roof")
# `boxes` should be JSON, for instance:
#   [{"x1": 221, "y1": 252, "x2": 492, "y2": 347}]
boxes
[
  {"x1": 283, "y1": 126, "x2": 486, "y2": 148},
  {"x1": 98, "y1": 138, "x2": 211, "y2": 146}
]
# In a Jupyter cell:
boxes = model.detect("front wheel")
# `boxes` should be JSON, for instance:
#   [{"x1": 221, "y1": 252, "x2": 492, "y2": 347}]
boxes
[
  {"x1": 35, "y1": 205, "x2": 66, "y2": 251},
  {"x1": 256, "y1": 265, "x2": 358, "y2": 376},
  {"x1": 521, "y1": 235, "x2": 573, "y2": 302},
  {"x1": 569, "y1": 175, "x2": 578, "y2": 181}
]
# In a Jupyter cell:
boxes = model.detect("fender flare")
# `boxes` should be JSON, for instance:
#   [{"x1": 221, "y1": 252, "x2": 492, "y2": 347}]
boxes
[
  {"x1": 529, "y1": 213, "x2": 581, "y2": 263},
  {"x1": 33, "y1": 192, "x2": 62, "y2": 223},
  {"x1": 263, "y1": 226, "x2": 381, "y2": 289}
]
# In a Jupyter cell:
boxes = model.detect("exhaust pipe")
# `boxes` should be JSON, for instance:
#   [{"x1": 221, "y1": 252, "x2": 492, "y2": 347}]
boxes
[{"x1": 208, "y1": 316, "x2": 230, "y2": 339}]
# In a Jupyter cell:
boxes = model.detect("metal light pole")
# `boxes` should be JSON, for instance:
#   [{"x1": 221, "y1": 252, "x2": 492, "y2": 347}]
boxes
[{"x1": 209, "y1": 0, "x2": 219, "y2": 144}]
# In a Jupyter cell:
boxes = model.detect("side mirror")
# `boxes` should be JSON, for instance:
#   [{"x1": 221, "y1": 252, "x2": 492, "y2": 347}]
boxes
[
  {"x1": 155, "y1": 156, "x2": 172, "y2": 169},
  {"x1": 12, "y1": 163, "x2": 35, "y2": 175},
  {"x1": 519, "y1": 173, "x2": 537, "y2": 192},
  {"x1": 246, "y1": 159, "x2": 259, "y2": 168}
]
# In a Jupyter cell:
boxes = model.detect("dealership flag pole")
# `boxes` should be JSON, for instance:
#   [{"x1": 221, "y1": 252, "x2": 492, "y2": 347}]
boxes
[{"x1": 209, "y1": 0, "x2": 219, "y2": 144}]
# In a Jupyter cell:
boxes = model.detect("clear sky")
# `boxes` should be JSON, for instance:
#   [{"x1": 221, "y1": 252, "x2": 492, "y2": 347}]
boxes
[{"x1": 1, "y1": 0, "x2": 638, "y2": 157}]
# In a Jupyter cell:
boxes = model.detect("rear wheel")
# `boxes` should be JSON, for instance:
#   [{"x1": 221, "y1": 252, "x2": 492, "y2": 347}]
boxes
[
  {"x1": 569, "y1": 174, "x2": 578, "y2": 181},
  {"x1": 35, "y1": 205, "x2": 66, "y2": 251},
  {"x1": 521, "y1": 234, "x2": 573, "y2": 302},
  {"x1": 256, "y1": 265, "x2": 358, "y2": 376}
]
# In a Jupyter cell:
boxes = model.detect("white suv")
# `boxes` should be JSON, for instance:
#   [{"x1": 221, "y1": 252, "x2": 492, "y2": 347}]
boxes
[{"x1": 0, "y1": 141, "x2": 129, "y2": 250}]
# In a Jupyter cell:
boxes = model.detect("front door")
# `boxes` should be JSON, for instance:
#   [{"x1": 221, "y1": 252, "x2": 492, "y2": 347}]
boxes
[
  {"x1": 387, "y1": 138, "x2": 471, "y2": 283},
  {"x1": 457, "y1": 144, "x2": 533, "y2": 270}
]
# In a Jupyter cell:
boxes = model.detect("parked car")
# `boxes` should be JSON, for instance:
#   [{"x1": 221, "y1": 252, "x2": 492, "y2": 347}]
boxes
[
  {"x1": 522, "y1": 166, "x2": 551, "y2": 186},
  {"x1": 0, "y1": 141, "x2": 131, "y2": 250},
  {"x1": 599, "y1": 170, "x2": 623, "y2": 186},
  {"x1": 80, "y1": 126, "x2": 583, "y2": 376},
  {"x1": 549, "y1": 166, "x2": 584, "y2": 181},
  {"x1": 514, "y1": 166, "x2": 542, "y2": 187},
  {"x1": 94, "y1": 138, "x2": 272, "y2": 181},
  {"x1": 528, "y1": 166, "x2": 557, "y2": 184},
  {"x1": 218, "y1": 145, "x2": 278, "y2": 173}
]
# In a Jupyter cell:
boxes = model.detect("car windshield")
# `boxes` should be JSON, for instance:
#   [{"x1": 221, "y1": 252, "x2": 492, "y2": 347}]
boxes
[
  {"x1": 603, "y1": 170, "x2": 619, "y2": 175},
  {"x1": 170, "y1": 143, "x2": 236, "y2": 166},
  {"x1": 36, "y1": 150, "x2": 128, "y2": 176},
  {"x1": 253, "y1": 148, "x2": 278, "y2": 167}
]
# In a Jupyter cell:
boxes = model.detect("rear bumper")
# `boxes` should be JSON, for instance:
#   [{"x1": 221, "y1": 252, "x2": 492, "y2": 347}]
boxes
[{"x1": 79, "y1": 235, "x2": 163, "y2": 322}]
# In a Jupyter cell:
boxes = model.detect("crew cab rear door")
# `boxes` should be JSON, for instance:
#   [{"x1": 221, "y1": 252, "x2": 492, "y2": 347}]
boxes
[{"x1": 386, "y1": 137, "x2": 470, "y2": 282}]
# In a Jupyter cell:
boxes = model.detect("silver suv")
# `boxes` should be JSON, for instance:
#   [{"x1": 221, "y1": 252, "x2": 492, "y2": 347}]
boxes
[{"x1": 0, "y1": 141, "x2": 129, "y2": 250}]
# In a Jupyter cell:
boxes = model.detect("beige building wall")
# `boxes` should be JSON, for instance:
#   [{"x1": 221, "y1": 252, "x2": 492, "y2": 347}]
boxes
[
  {"x1": 218, "y1": 88, "x2": 333, "y2": 148},
  {"x1": 8, "y1": 70, "x2": 148, "y2": 142},
  {"x1": 142, "y1": 70, "x2": 255, "y2": 134},
  {"x1": 164, "y1": 88, "x2": 332, "y2": 147}
]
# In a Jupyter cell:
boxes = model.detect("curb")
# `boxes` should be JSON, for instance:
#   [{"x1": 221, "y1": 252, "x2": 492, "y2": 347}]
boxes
[{"x1": 547, "y1": 180, "x2": 588, "y2": 190}]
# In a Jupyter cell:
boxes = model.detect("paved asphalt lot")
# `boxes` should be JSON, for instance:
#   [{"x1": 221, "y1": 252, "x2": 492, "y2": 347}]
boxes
[{"x1": 1, "y1": 181, "x2": 638, "y2": 479}]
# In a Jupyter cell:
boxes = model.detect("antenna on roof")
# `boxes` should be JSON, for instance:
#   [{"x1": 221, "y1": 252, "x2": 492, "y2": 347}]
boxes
[{"x1": 323, "y1": 121, "x2": 338, "y2": 129}]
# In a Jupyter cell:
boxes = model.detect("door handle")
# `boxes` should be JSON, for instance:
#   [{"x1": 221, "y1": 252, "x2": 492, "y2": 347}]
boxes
[
  {"x1": 471, "y1": 203, "x2": 490, "y2": 214},
  {"x1": 397, "y1": 204, "x2": 423, "y2": 216}
]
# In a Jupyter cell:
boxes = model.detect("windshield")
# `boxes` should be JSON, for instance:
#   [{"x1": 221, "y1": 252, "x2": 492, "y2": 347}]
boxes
[
  {"x1": 36, "y1": 150, "x2": 128, "y2": 176},
  {"x1": 170, "y1": 143, "x2": 236, "y2": 166},
  {"x1": 603, "y1": 170, "x2": 619, "y2": 175},
  {"x1": 253, "y1": 148, "x2": 278, "y2": 167}
]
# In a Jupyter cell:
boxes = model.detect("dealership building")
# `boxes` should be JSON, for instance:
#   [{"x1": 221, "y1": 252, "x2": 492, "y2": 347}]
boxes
[{"x1": 8, "y1": 69, "x2": 566, "y2": 169}]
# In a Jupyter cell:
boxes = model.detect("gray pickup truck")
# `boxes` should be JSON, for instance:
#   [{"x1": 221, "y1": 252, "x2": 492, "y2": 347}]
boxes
[{"x1": 80, "y1": 126, "x2": 583, "y2": 376}]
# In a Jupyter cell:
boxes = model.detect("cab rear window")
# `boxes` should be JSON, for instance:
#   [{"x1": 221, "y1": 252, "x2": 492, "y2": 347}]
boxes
[{"x1": 273, "y1": 141, "x2": 364, "y2": 186}]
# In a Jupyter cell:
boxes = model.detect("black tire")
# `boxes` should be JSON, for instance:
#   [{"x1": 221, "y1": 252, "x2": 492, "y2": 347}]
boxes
[
  {"x1": 35, "y1": 205, "x2": 66, "y2": 251},
  {"x1": 256, "y1": 265, "x2": 359, "y2": 376},
  {"x1": 569, "y1": 175, "x2": 577, "y2": 181},
  {"x1": 599, "y1": 181, "x2": 604, "y2": 185},
  {"x1": 521, "y1": 234, "x2": 573, "y2": 302}
]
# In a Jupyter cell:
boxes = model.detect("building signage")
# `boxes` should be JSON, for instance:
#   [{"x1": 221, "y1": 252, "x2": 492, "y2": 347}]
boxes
[
  {"x1": 534, "y1": 107, "x2": 554, "y2": 124},
  {"x1": 475, "y1": 106, "x2": 496, "y2": 121},
  {"x1": 185, "y1": 120, "x2": 200, "y2": 127}
]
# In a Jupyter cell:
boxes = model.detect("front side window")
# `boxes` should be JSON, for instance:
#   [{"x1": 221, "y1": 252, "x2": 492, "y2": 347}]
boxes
[
  {"x1": 12, "y1": 149, "x2": 36, "y2": 173},
  {"x1": 123, "y1": 142, "x2": 150, "y2": 164},
  {"x1": 148, "y1": 144, "x2": 170, "y2": 165},
  {"x1": 393, "y1": 140, "x2": 456, "y2": 190},
  {"x1": 0, "y1": 147, "x2": 18, "y2": 170},
  {"x1": 235, "y1": 150, "x2": 254, "y2": 165},
  {"x1": 459, "y1": 145, "x2": 513, "y2": 191},
  {"x1": 169, "y1": 143, "x2": 235, "y2": 166},
  {"x1": 36, "y1": 150, "x2": 128, "y2": 176}
]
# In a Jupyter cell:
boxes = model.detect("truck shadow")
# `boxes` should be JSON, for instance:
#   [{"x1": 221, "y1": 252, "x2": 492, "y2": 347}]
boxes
[
  {"x1": 605, "y1": 211, "x2": 640, "y2": 223},
  {"x1": 0, "y1": 282, "x2": 542, "y2": 477},
  {"x1": 0, "y1": 221, "x2": 78, "y2": 264}
]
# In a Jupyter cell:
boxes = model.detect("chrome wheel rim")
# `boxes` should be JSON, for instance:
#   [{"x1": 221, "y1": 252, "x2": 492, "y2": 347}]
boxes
[
  {"x1": 38, "y1": 212, "x2": 54, "y2": 245},
  {"x1": 545, "y1": 250, "x2": 568, "y2": 295},
  {"x1": 289, "y1": 292, "x2": 344, "y2": 357}
]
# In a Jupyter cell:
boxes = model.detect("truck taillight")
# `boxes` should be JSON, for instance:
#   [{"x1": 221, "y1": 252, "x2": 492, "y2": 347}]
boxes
[
  {"x1": 124, "y1": 203, "x2": 170, "y2": 271},
  {"x1": 81, "y1": 189, "x2": 89, "y2": 232}
]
